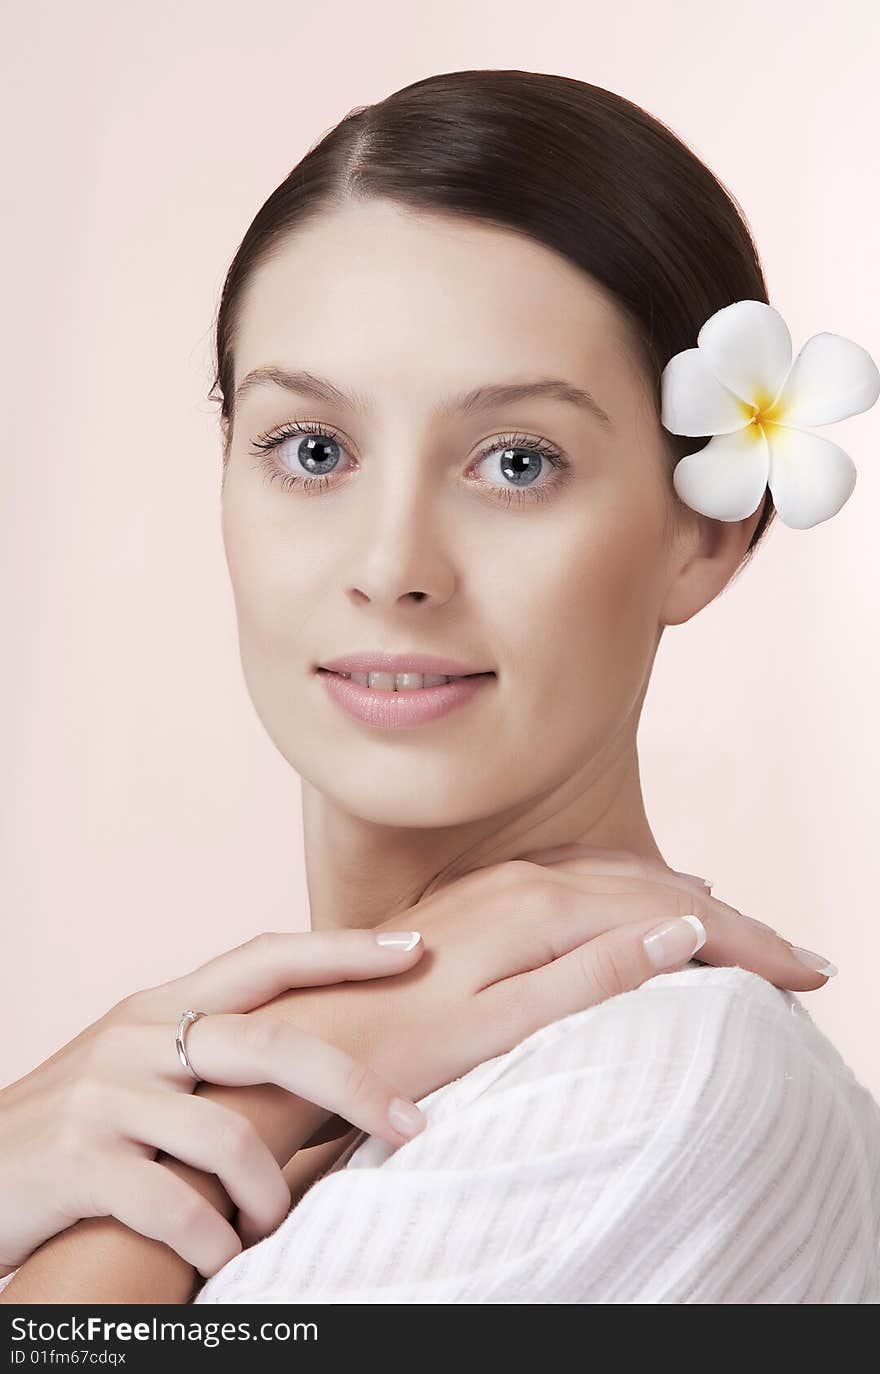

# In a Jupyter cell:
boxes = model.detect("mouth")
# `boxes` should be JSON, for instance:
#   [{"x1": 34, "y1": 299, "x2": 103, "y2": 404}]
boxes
[
  {"x1": 316, "y1": 667, "x2": 496, "y2": 692},
  {"x1": 315, "y1": 664, "x2": 496, "y2": 729}
]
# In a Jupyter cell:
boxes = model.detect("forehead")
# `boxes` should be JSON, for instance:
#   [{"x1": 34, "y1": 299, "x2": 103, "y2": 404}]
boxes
[{"x1": 232, "y1": 200, "x2": 642, "y2": 414}]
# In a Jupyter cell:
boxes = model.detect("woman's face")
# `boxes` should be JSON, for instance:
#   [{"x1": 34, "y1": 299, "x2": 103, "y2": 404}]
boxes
[{"x1": 221, "y1": 199, "x2": 687, "y2": 829}]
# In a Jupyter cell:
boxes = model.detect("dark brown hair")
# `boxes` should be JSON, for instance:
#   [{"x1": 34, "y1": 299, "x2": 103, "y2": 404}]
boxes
[{"x1": 208, "y1": 69, "x2": 776, "y2": 562}]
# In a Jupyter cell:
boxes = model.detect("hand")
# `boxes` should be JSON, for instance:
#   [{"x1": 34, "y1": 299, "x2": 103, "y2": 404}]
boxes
[
  {"x1": 281, "y1": 845, "x2": 834, "y2": 1111},
  {"x1": 0, "y1": 928, "x2": 426, "y2": 1279},
  {"x1": 515, "y1": 840, "x2": 834, "y2": 984}
]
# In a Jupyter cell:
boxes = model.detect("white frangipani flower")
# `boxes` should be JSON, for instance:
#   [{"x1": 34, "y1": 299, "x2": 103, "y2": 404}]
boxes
[{"x1": 660, "y1": 299, "x2": 880, "y2": 530}]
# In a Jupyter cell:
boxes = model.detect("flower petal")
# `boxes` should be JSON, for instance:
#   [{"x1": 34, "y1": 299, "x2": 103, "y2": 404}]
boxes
[
  {"x1": 766, "y1": 332, "x2": 880, "y2": 428},
  {"x1": 763, "y1": 422, "x2": 857, "y2": 529},
  {"x1": 661, "y1": 346, "x2": 753, "y2": 437},
  {"x1": 672, "y1": 426, "x2": 770, "y2": 521},
  {"x1": 697, "y1": 300, "x2": 792, "y2": 410}
]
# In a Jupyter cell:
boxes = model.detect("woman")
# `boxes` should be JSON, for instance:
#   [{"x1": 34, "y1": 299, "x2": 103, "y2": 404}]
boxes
[{"x1": 3, "y1": 69, "x2": 879, "y2": 1305}]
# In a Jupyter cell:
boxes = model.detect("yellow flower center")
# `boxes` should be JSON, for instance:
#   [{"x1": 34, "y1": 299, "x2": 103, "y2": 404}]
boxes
[{"x1": 746, "y1": 384, "x2": 786, "y2": 432}]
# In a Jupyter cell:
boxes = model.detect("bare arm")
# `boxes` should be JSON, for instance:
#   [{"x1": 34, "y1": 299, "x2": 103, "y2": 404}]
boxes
[{"x1": 0, "y1": 982, "x2": 369, "y2": 1305}]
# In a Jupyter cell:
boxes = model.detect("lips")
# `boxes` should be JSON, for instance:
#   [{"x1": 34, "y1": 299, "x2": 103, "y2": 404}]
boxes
[
  {"x1": 320, "y1": 668, "x2": 492, "y2": 688},
  {"x1": 318, "y1": 664, "x2": 495, "y2": 728},
  {"x1": 317, "y1": 651, "x2": 494, "y2": 678}
]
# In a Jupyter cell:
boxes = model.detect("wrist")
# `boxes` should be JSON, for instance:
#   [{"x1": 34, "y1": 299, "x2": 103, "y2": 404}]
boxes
[{"x1": 247, "y1": 976, "x2": 404, "y2": 1095}]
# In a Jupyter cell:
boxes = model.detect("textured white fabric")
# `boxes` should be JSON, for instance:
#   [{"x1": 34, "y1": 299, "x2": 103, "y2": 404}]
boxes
[
  {"x1": 190, "y1": 964, "x2": 880, "y2": 1304},
  {"x1": 3, "y1": 963, "x2": 879, "y2": 1304}
]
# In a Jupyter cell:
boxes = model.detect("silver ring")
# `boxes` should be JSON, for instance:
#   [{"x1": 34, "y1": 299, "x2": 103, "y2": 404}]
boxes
[{"x1": 175, "y1": 1009, "x2": 207, "y2": 1081}]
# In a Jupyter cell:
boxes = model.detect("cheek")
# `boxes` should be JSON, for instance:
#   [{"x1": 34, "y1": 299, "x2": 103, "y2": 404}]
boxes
[
  {"x1": 221, "y1": 485, "x2": 323, "y2": 665},
  {"x1": 221, "y1": 488, "x2": 332, "y2": 768},
  {"x1": 498, "y1": 501, "x2": 666, "y2": 730}
]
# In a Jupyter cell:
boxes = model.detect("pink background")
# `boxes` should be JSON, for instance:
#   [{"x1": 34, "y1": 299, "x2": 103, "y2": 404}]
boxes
[{"x1": 3, "y1": 2, "x2": 879, "y2": 1102}]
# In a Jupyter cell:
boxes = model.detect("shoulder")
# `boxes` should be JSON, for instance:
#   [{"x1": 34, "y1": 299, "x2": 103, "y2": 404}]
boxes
[
  {"x1": 410, "y1": 963, "x2": 880, "y2": 1149},
  {"x1": 470, "y1": 962, "x2": 880, "y2": 1134},
  {"x1": 443, "y1": 964, "x2": 880, "y2": 1301},
  {"x1": 431, "y1": 963, "x2": 880, "y2": 1227},
  {"x1": 487, "y1": 960, "x2": 868, "y2": 1081}
]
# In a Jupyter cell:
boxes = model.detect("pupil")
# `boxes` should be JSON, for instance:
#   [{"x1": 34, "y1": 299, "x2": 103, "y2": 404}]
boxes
[
  {"x1": 500, "y1": 448, "x2": 541, "y2": 485},
  {"x1": 299, "y1": 435, "x2": 340, "y2": 474},
  {"x1": 292, "y1": 437, "x2": 544, "y2": 485}
]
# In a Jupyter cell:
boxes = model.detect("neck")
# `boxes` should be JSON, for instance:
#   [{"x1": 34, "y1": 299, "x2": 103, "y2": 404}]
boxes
[{"x1": 302, "y1": 731, "x2": 665, "y2": 932}]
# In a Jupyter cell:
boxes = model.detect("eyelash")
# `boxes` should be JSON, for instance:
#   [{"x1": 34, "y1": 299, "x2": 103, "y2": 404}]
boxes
[{"x1": 248, "y1": 418, "x2": 572, "y2": 507}]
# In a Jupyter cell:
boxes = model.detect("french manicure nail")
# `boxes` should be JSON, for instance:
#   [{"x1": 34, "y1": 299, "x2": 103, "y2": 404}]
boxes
[
  {"x1": 791, "y1": 945, "x2": 838, "y2": 978},
  {"x1": 643, "y1": 914, "x2": 707, "y2": 969},
  {"x1": 676, "y1": 871, "x2": 713, "y2": 890},
  {"x1": 375, "y1": 931, "x2": 422, "y2": 950},
  {"x1": 388, "y1": 1097, "x2": 426, "y2": 1138}
]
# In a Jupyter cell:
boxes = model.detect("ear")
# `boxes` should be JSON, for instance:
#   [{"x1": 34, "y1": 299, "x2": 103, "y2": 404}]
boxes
[{"x1": 660, "y1": 500, "x2": 768, "y2": 627}]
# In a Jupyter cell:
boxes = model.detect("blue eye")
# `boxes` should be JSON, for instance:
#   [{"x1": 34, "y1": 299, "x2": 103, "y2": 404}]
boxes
[
  {"x1": 248, "y1": 421, "x2": 572, "y2": 506},
  {"x1": 473, "y1": 434, "x2": 570, "y2": 504}
]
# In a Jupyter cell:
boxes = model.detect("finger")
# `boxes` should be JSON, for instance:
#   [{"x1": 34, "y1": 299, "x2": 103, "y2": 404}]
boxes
[
  {"x1": 525, "y1": 853, "x2": 716, "y2": 910},
  {"x1": 175, "y1": 1012, "x2": 426, "y2": 1149},
  {"x1": 90, "y1": 1156, "x2": 243, "y2": 1278},
  {"x1": 478, "y1": 914, "x2": 709, "y2": 1042},
  {"x1": 688, "y1": 889, "x2": 838, "y2": 990},
  {"x1": 518, "y1": 842, "x2": 712, "y2": 892},
  {"x1": 512, "y1": 862, "x2": 835, "y2": 994},
  {"x1": 110, "y1": 1086, "x2": 291, "y2": 1244},
  {"x1": 155, "y1": 928, "x2": 424, "y2": 1016}
]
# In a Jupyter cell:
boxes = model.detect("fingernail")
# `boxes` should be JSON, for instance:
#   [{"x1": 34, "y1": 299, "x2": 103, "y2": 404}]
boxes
[
  {"x1": 388, "y1": 1097, "x2": 426, "y2": 1138},
  {"x1": 791, "y1": 945, "x2": 838, "y2": 978},
  {"x1": 643, "y1": 914, "x2": 707, "y2": 969},
  {"x1": 375, "y1": 931, "x2": 422, "y2": 950},
  {"x1": 676, "y1": 871, "x2": 713, "y2": 890}
]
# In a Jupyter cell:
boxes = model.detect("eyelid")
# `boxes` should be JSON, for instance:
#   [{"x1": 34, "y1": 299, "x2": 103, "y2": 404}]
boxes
[
  {"x1": 249, "y1": 417, "x2": 567, "y2": 462},
  {"x1": 248, "y1": 417, "x2": 574, "y2": 506},
  {"x1": 249, "y1": 416, "x2": 351, "y2": 457}
]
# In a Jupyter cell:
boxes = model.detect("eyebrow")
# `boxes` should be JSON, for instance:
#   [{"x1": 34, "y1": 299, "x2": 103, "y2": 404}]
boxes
[{"x1": 233, "y1": 367, "x2": 613, "y2": 431}]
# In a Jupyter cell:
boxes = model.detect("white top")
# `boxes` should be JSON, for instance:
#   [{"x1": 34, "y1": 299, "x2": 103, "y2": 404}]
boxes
[{"x1": 3, "y1": 964, "x2": 879, "y2": 1304}]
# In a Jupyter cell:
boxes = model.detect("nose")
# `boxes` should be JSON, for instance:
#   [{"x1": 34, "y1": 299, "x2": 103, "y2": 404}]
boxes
[
  {"x1": 345, "y1": 479, "x2": 458, "y2": 610},
  {"x1": 349, "y1": 556, "x2": 454, "y2": 610}
]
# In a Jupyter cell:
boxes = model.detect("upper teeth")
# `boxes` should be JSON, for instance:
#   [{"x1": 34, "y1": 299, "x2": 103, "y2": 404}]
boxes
[{"x1": 339, "y1": 671, "x2": 463, "y2": 690}]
